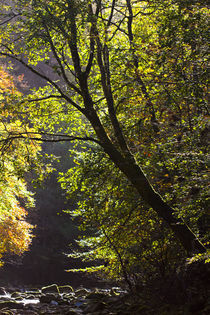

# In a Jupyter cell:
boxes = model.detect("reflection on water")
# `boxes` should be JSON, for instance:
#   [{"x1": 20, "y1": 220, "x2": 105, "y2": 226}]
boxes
[
  {"x1": 0, "y1": 292, "x2": 11, "y2": 298},
  {"x1": 21, "y1": 298, "x2": 40, "y2": 305},
  {"x1": 0, "y1": 292, "x2": 40, "y2": 305}
]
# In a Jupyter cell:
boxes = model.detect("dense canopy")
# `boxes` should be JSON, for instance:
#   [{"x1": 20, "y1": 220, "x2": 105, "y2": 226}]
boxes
[{"x1": 0, "y1": 0, "x2": 209, "y2": 283}]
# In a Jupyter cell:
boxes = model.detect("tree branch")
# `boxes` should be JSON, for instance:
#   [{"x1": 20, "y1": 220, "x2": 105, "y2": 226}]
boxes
[
  {"x1": 85, "y1": 23, "x2": 95, "y2": 77},
  {"x1": 90, "y1": 10, "x2": 132, "y2": 158},
  {"x1": 42, "y1": 20, "x2": 82, "y2": 95},
  {"x1": 0, "y1": 132, "x2": 101, "y2": 145},
  {"x1": 20, "y1": 95, "x2": 63, "y2": 103},
  {"x1": 0, "y1": 50, "x2": 84, "y2": 113},
  {"x1": 107, "y1": 0, "x2": 116, "y2": 27}
]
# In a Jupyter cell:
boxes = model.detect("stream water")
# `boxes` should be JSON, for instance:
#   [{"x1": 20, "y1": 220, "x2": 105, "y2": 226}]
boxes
[{"x1": 0, "y1": 291, "x2": 40, "y2": 305}]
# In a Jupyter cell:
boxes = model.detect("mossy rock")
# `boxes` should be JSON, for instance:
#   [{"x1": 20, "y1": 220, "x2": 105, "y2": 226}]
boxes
[
  {"x1": 11, "y1": 292, "x2": 23, "y2": 298},
  {"x1": 41, "y1": 284, "x2": 60, "y2": 294},
  {"x1": 25, "y1": 294, "x2": 36, "y2": 299},
  {"x1": 0, "y1": 287, "x2": 6, "y2": 295},
  {"x1": 86, "y1": 292, "x2": 106, "y2": 300},
  {"x1": 59, "y1": 285, "x2": 74, "y2": 293},
  {"x1": 0, "y1": 301, "x2": 24, "y2": 309},
  {"x1": 39, "y1": 293, "x2": 61, "y2": 304},
  {"x1": 0, "y1": 297, "x2": 11, "y2": 302},
  {"x1": 75, "y1": 288, "x2": 89, "y2": 297}
]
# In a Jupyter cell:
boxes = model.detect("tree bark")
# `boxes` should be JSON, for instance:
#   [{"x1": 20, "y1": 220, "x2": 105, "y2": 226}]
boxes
[{"x1": 84, "y1": 106, "x2": 206, "y2": 254}]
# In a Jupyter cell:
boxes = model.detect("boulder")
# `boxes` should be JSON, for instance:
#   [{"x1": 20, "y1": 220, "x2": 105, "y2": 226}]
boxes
[
  {"x1": 83, "y1": 301, "x2": 106, "y2": 313},
  {"x1": 41, "y1": 284, "x2": 60, "y2": 294},
  {"x1": 62, "y1": 292, "x2": 74, "y2": 300},
  {"x1": 40, "y1": 293, "x2": 60, "y2": 304},
  {"x1": 11, "y1": 292, "x2": 22, "y2": 298},
  {"x1": 0, "y1": 287, "x2": 6, "y2": 295},
  {"x1": 59, "y1": 285, "x2": 74, "y2": 293},
  {"x1": 86, "y1": 291, "x2": 106, "y2": 300},
  {"x1": 14, "y1": 296, "x2": 23, "y2": 301},
  {"x1": 58, "y1": 299, "x2": 70, "y2": 306},
  {"x1": 6, "y1": 287, "x2": 20, "y2": 293},
  {"x1": 75, "y1": 288, "x2": 89, "y2": 297},
  {"x1": 0, "y1": 297, "x2": 11, "y2": 302},
  {"x1": 75, "y1": 299, "x2": 86, "y2": 307},
  {"x1": 26, "y1": 289, "x2": 40, "y2": 296},
  {"x1": 0, "y1": 301, "x2": 24, "y2": 309},
  {"x1": 25, "y1": 294, "x2": 36, "y2": 300}
]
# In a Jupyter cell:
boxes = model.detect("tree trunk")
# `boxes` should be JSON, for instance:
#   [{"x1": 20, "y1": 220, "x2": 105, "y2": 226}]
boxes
[
  {"x1": 85, "y1": 108, "x2": 206, "y2": 254},
  {"x1": 107, "y1": 147, "x2": 206, "y2": 254}
]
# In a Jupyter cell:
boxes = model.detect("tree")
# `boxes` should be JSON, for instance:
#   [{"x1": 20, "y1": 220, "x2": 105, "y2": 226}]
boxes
[
  {"x1": 59, "y1": 147, "x2": 182, "y2": 286},
  {"x1": 0, "y1": 65, "x2": 41, "y2": 266},
  {"x1": 0, "y1": 0, "x2": 208, "y2": 254},
  {"x1": 59, "y1": 114, "x2": 209, "y2": 282}
]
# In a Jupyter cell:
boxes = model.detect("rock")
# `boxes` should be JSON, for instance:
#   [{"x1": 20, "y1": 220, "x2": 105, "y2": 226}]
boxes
[
  {"x1": 59, "y1": 285, "x2": 74, "y2": 293},
  {"x1": 110, "y1": 288, "x2": 120, "y2": 296},
  {"x1": 25, "y1": 303, "x2": 41, "y2": 311},
  {"x1": 0, "y1": 287, "x2": 6, "y2": 295},
  {"x1": 75, "y1": 288, "x2": 89, "y2": 297},
  {"x1": 65, "y1": 309, "x2": 79, "y2": 315},
  {"x1": 86, "y1": 291, "x2": 106, "y2": 300},
  {"x1": 6, "y1": 287, "x2": 20, "y2": 293},
  {"x1": 0, "y1": 301, "x2": 24, "y2": 309},
  {"x1": 74, "y1": 299, "x2": 85, "y2": 307},
  {"x1": 11, "y1": 292, "x2": 22, "y2": 298},
  {"x1": 40, "y1": 293, "x2": 60, "y2": 304},
  {"x1": 50, "y1": 300, "x2": 59, "y2": 305},
  {"x1": 25, "y1": 294, "x2": 36, "y2": 299},
  {"x1": 0, "y1": 297, "x2": 11, "y2": 302},
  {"x1": 107, "y1": 295, "x2": 121, "y2": 303},
  {"x1": 62, "y1": 292, "x2": 74, "y2": 300},
  {"x1": 41, "y1": 284, "x2": 60, "y2": 294},
  {"x1": 58, "y1": 299, "x2": 70, "y2": 306},
  {"x1": 83, "y1": 301, "x2": 106, "y2": 313},
  {"x1": 26, "y1": 289, "x2": 40, "y2": 296},
  {"x1": 14, "y1": 296, "x2": 23, "y2": 301}
]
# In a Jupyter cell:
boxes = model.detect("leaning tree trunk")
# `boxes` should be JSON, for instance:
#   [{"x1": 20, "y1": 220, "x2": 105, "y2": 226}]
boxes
[
  {"x1": 85, "y1": 108, "x2": 206, "y2": 255},
  {"x1": 81, "y1": 4, "x2": 206, "y2": 255},
  {"x1": 119, "y1": 160, "x2": 206, "y2": 254}
]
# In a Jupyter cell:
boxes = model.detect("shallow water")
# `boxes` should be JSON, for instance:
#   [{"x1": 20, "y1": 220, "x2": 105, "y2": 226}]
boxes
[
  {"x1": 20, "y1": 298, "x2": 40, "y2": 305},
  {"x1": 0, "y1": 292, "x2": 39, "y2": 305},
  {"x1": 0, "y1": 292, "x2": 11, "y2": 299}
]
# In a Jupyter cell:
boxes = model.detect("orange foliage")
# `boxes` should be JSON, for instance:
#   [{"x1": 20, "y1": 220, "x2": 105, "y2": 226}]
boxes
[
  {"x1": 0, "y1": 68, "x2": 14, "y2": 89},
  {"x1": 0, "y1": 206, "x2": 33, "y2": 257},
  {"x1": 0, "y1": 66, "x2": 35, "y2": 266}
]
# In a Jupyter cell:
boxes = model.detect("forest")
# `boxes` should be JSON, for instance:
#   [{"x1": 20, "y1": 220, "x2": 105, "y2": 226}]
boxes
[{"x1": 0, "y1": 0, "x2": 209, "y2": 314}]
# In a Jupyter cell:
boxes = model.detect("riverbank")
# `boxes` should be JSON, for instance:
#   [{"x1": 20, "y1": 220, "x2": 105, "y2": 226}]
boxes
[
  {"x1": 0, "y1": 284, "x2": 129, "y2": 314},
  {"x1": 0, "y1": 275, "x2": 210, "y2": 315}
]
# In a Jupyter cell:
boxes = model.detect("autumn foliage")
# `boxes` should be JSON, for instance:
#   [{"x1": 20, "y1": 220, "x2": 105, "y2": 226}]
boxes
[
  {"x1": 0, "y1": 66, "x2": 38, "y2": 266},
  {"x1": 0, "y1": 0, "x2": 209, "y2": 286},
  {"x1": 0, "y1": 209, "x2": 33, "y2": 267}
]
